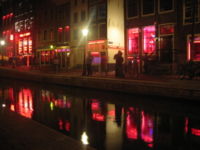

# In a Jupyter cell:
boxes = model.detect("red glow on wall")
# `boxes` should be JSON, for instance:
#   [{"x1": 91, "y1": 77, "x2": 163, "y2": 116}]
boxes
[
  {"x1": 191, "y1": 128, "x2": 200, "y2": 136},
  {"x1": 128, "y1": 28, "x2": 139, "y2": 54},
  {"x1": 126, "y1": 108, "x2": 138, "y2": 140},
  {"x1": 143, "y1": 26, "x2": 156, "y2": 54},
  {"x1": 141, "y1": 111, "x2": 154, "y2": 146},
  {"x1": 92, "y1": 113, "x2": 105, "y2": 122},
  {"x1": 18, "y1": 89, "x2": 33, "y2": 118}
]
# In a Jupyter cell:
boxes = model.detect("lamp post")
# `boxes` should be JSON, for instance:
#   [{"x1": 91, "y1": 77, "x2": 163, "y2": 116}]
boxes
[
  {"x1": 0, "y1": 40, "x2": 5, "y2": 65},
  {"x1": 82, "y1": 29, "x2": 89, "y2": 76}
]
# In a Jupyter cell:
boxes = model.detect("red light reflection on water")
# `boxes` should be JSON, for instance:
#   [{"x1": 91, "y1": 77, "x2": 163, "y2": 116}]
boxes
[
  {"x1": 191, "y1": 128, "x2": 200, "y2": 136},
  {"x1": 141, "y1": 111, "x2": 154, "y2": 147},
  {"x1": 92, "y1": 113, "x2": 105, "y2": 122},
  {"x1": 91, "y1": 99, "x2": 105, "y2": 122},
  {"x1": 58, "y1": 119, "x2": 70, "y2": 131},
  {"x1": 126, "y1": 107, "x2": 138, "y2": 140},
  {"x1": 18, "y1": 89, "x2": 33, "y2": 118}
]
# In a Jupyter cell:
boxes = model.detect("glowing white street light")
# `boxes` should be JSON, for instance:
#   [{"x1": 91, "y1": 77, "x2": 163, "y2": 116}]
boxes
[{"x1": 82, "y1": 29, "x2": 89, "y2": 37}]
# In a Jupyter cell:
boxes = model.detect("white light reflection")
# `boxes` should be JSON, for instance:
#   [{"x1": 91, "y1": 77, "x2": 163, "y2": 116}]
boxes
[
  {"x1": 2, "y1": 103, "x2": 6, "y2": 108},
  {"x1": 81, "y1": 131, "x2": 89, "y2": 145}
]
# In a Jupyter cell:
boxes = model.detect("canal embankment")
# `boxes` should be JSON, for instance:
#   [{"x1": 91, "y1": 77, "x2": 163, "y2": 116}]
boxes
[
  {"x1": 0, "y1": 108, "x2": 95, "y2": 150},
  {"x1": 0, "y1": 67, "x2": 200, "y2": 101}
]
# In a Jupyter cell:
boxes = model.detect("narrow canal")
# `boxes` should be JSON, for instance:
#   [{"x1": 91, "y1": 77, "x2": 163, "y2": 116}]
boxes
[{"x1": 0, "y1": 79, "x2": 200, "y2": 150}]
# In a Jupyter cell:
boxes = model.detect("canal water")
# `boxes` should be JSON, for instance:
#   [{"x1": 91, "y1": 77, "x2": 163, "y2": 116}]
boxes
[{"x1": 0, "y1": 79, "x2": 200, "y2": 150}]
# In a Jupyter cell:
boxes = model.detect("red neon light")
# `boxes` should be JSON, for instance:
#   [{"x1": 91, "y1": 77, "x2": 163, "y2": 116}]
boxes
[
  {"x1": 19, "y1": 32, "x2": 31, "y2": 38},
  {"x1": 91, "y1": 52, "x2": 100, "y2": 57},
  {"x1": 191, "y1": 128, "x2": 200, "y2": 136},
  {"x1": 2, "y1": 16, "x2": 6, "y2": 20},
  {"x1": 88, "y1": 40, "x2": 106, "y2": 44}
]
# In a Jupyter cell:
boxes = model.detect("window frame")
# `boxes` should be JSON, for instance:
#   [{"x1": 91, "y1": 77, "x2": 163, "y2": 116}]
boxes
[
  {"x1": 126, "y1": 0, "x2": 139, "y2": 19},
  {"x1": 141, "y1": 0, "x2": 155, "y2": 17},
  {"x1": 158, "y1": 0, "x2": 174, "y2": 14}
]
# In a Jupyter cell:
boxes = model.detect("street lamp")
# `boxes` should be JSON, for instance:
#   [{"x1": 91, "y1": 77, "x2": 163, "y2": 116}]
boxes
[
  {"x1": 0, "y1": 40, "x2": 6, "y2": 64},
  {"x1": 82, "y1": 28, "x2": 88, "y2": 76}
]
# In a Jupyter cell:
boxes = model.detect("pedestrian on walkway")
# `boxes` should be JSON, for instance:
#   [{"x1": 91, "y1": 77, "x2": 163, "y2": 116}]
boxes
[{"x1": 114, "y1": 51, "x2": 124, "y2": 78}]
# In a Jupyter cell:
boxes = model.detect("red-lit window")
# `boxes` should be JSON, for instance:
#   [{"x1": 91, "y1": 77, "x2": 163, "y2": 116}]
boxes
[
  {"x1": 23, "y1": 38, "x2": 28, "y2": 53},
  {"x1": 143, "y1": 26, "x2": 156, "y2": 54},
  {"x1": 18, "y1": 40, "x2": 23, "y2": 54},
  {"x1": 28, "y1": 38, "x2": 32, "y2": 53},
  {"x1": 160, "y1": 24, "x2": 174, "y2": 35},
  {"x1": 128, "y1": 28, "x2": 139, "y2": 54},
  {"x1": 188, "y1": 36, "x2": 200, "y2": 61}
]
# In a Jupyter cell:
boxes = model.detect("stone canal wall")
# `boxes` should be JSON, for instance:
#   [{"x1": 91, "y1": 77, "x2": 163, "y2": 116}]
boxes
[{"x1": 0, "y1": 67, "x2": 200, "y2": 100}]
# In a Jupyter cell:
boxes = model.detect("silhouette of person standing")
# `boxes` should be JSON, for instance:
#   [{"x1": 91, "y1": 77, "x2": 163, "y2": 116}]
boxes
[
  {"x1": 86, "y1": 52, "x2": 93, "y2": 76},
  {"x1": 114, "y1": 51, "x2": 124, "y2": 78}
]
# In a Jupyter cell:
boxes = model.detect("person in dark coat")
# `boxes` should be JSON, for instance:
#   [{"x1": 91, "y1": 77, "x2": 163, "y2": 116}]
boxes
[
  {"x1": 114, "y1": 51, "x2": 124, "y2": 78},
  {"x1": 86, "y1": 52, "x2": 93, "y2": 76}
]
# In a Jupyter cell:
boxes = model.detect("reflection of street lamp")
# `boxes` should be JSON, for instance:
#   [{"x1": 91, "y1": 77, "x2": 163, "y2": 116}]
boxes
[
  {"x1": 0, "y1": 40, "x2": 6, "y2": 64},
  {"x1": 81, "y1": 131, "x2": 89, "y2": 145},
  {"x1": 82, "y1": 28, "x2": 88, "y2": 76}
]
